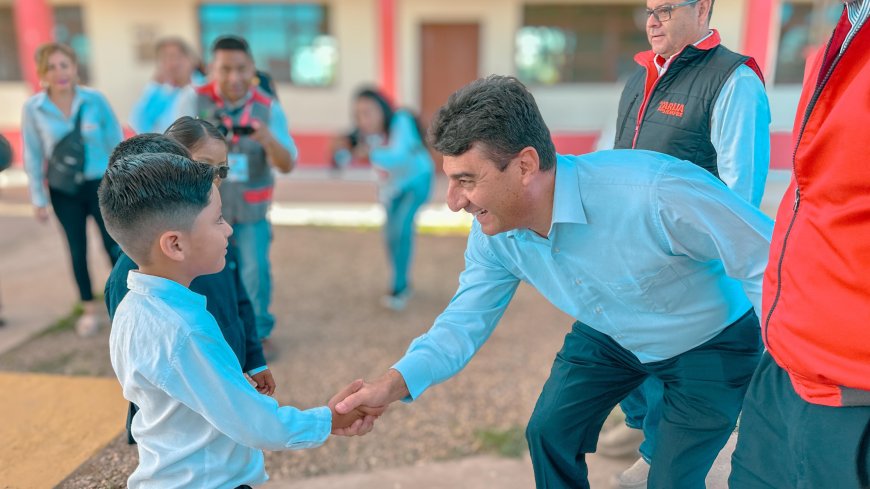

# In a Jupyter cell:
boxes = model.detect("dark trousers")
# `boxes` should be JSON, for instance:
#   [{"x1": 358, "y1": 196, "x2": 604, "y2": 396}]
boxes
[
  {"x1": 49, "y1": 179, "x2": 119, "y2": 302},
  {"x1": 526, "y1": 310, "x2": 761, "y2": 489},
  {"x1": 730, "y1": 352, "x2": 870, "y2": 488}
]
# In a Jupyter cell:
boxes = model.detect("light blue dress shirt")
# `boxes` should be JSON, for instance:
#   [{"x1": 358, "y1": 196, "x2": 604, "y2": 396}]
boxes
[
  {"x1": 110, "y1": 271, "x2": 331, "y2": 489},
  {"x1": 369, "y1": 110, "x2": 434, "y2": 200},
  {"x1": 21, "y1": 86, "x2": 123, "y2": 207},
  {"x1": 709, "y1": 64, "x2": 771, "y2": 207},
  {"x1": 393, "y1": 150, "x2": 774, "y2": 400}
]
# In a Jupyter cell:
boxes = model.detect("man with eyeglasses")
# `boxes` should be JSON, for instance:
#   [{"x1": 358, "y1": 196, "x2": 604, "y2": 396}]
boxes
[
  {"x1": 729, "y1": 1, "x2": 870, "y2": 487},
  {"x1": 600, "y1": 1, "x2": 771, "y2": 487}
]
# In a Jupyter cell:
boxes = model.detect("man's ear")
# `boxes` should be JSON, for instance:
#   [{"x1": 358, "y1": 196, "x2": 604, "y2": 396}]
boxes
[
  {"x1": 157, "y1": 230, "x2": 186, "y2": 263},
  {"x1": 517, "y1": 146, "x2": 541, "y2": 183},
  {"x1": 698, "y1": 0, "x2": 712, "y2": 25}
]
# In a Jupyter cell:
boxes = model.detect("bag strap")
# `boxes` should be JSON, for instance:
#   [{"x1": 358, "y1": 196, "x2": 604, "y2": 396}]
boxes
[{"x1": 73, "y1": 103, "x2": 85, "y2": 131}]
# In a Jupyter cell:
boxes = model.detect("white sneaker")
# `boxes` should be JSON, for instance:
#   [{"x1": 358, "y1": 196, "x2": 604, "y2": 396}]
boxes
[
  {"x1": 75, "y1": 313, "x2": 100, "y2": 337},
  {"x1": 380, "y1": 288, "x2": 413, "y2": 311},
  {"x1": 611, "y1": 457, "x2": 649, "y2": 489},
  {"x1": 597, "y1": 424, "x2": 644, "y2": 458}
]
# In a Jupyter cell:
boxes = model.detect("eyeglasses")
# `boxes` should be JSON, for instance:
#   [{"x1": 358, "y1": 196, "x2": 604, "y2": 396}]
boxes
[
  {"x1": 640, "y1": 0, "x2": 700, "y2": 23},
  {"x1": 215, "y1": 164, "x2": 229, "y2": 180}
]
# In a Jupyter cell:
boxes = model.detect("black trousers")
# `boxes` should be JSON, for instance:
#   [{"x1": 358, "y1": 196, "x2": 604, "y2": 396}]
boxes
[
  {"x1": 49, "y1": 179, "x2": 119, "y2": 302},
  {"x1": 526, "y1": 310, "x2": 762, "y2": 489},
  {"x1": 730, "y1": 352, "x2": 870, "y2": 488}
]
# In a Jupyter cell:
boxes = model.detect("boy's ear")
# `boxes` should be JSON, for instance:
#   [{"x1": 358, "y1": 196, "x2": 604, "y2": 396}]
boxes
[{"x1": 157, "y1": 230, "x2": 186, "y2": 263}]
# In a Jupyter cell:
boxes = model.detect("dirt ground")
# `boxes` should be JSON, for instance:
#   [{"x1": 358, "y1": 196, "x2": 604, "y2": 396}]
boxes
[{"x1": 0, "y1": 225, "x2": 579, "y2": 488}]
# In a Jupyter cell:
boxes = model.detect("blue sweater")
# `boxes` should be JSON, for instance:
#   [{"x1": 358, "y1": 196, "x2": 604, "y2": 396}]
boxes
[{"x1": 105, "y1": 245, "x2": 266, "y2": 373}]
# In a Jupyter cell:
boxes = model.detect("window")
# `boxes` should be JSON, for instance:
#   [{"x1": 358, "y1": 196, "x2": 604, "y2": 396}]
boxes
[
  {"x1": 199, "y1": 3, "x2": 337, "y2": 86},
  {"x1": 517, "y1": 5, "x2": 649, "y2": 85},
  {"x1": 0, "y1": 6, "x2": 89, "y2": 83},
  {"x1": 54, "y1": 6, "x2": 90, "y2": 83},
  {"x1": 0, "y1": 7, "x2": 22, "y2": 81},
  {"x1": 774, "y1": 1, "x2": 842, "y2": 85}
]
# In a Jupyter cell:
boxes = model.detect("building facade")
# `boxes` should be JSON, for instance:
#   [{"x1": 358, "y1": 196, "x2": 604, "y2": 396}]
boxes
[{"x1": 0, "y1": 0, "x2": 840, "y2": 168}]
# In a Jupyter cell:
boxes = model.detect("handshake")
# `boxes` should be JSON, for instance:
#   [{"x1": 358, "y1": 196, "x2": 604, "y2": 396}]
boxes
[{"x1": 326, "y1": 369, "x2": 410, "y2": 436}]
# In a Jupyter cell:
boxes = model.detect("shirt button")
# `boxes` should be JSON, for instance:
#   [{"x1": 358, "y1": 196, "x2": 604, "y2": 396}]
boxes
[
  {"x1": 594, "y1": 306, "x2": 603, "y2": 314},
  {"x1": 575, "y1": 279, "x2": 582, "y2": 285},
  {"x1": 554, "y1": 247, "x2": 560, "y2": 253}
]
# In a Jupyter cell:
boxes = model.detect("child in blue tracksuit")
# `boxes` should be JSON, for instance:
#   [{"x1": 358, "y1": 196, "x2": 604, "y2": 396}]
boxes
[{"x1": 335, "y1": 88, "x2": 433, "y2": 310}]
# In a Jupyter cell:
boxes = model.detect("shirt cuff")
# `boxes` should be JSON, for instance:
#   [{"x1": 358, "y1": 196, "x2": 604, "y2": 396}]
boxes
[
  {"x1": 247, "y1": 366, "x2": 268, "y2": 376},
  {"x1": 287, "y1": 406, "x2": 332, "y2": 449},
  {"x1": 391, "y1": 354, "x2": 433, "y2": 402}
]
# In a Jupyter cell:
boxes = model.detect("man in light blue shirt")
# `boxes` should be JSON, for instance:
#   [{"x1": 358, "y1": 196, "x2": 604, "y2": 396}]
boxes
[
  {"x1": 129, "y1": 38, "x2": 205, "y2": 134},
  {"x1": 334, "y1": 76, "x2": 772, "y2": 488}
]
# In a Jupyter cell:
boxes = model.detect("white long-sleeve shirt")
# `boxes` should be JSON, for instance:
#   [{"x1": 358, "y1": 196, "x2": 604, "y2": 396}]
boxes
[{"x1": 110, "y1": 271, "x2": 331, "y2": 489}]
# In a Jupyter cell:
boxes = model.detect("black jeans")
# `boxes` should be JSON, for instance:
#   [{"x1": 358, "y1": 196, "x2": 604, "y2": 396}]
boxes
[{"x1": 49, "y1": 179, "x2": 119, "y2": 302}]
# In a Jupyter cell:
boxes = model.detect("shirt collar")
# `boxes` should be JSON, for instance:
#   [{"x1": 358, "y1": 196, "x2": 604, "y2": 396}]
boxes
[
  {"x1": 35, "y1": 86, "x2": 84, "y2": 115},
  {"x1": 551, "y1": 154, "x2": 588, "y2": 227},
  {"x1": 127, "y1": 270, "x2": 207, "y2": 309},
  {"x1": 217, "y1": 87, "x2": 254, "y2": 111},
  {"x1": 654, "y1": 29, "x2": 716, "y2": 74},
  {"x1": 846, "y1": 0, "x2": 869, "y2": 27},
  {"x1": 506, "y1": 154, "x2": 588, "y2": 239}
]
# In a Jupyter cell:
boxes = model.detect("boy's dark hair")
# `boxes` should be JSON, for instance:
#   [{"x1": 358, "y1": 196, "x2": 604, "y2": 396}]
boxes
[
  {"x1": 429, "y1": 75, "x2": 556, "y2": 171},
  {"x1": 212, "y1": 35, "x2": 251, "y2": 57},
  {"x1": 109, "y1": 133, "x2": 190, "y2": 167},
  {"x1": 98, "y1": 153, "x2": 216, "y2": 265},
  {"x1": 165, "y1": 116, "x2": 227, "y2": 154}
]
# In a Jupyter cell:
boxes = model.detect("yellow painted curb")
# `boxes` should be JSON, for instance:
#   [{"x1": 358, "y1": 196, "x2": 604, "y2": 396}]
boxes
[{"x1": 0, "y1": 373, "x2": 127, "y2": 488}]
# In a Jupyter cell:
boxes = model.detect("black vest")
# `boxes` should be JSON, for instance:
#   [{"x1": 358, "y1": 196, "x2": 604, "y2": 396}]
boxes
[{"x1": 613, "y1": 45, "x2": 750, "y2": 178}]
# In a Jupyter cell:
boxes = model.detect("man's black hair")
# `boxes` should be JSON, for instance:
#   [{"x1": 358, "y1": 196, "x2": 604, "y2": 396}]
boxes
[
  {"x1": 211, "y1": 35, "x2": 252, "y2": 57},
  {"x1": 429, "y1": 75, "x2": 556, "y2": 171}
]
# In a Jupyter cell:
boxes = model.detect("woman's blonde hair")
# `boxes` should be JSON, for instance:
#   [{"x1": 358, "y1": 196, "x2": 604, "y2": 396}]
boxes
[{"x1": 34, "y1": 42, "x2": 78, "y2": 78}]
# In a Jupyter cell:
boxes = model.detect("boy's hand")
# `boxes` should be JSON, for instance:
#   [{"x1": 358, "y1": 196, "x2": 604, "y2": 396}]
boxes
[
  {"x1": 251, "y1": 370, "x2": 276, "y2": 396},
  {"x1": 327, "y1": 380, "x2": 388, "y2": 436}
]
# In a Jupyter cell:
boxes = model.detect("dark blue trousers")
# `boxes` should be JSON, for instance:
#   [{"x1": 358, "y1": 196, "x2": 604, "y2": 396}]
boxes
[{"x1": 526, "y1": 310, "x2": 761, "y2": 488}]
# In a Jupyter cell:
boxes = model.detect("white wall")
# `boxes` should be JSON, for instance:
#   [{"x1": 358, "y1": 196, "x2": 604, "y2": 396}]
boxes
[{"x1": 0, "y1": 0, "x2": 805, "y2": 135}]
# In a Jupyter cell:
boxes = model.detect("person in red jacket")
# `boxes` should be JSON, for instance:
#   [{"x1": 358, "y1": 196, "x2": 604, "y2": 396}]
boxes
[{"x1": 729, "y1": 2, "x2": 870, "y2": 487}]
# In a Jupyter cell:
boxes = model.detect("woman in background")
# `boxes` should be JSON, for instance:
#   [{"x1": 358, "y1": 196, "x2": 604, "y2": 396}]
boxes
[
  {"x1": 334, "y1": 88, "x2": 434, "y2": 310},
  {"x1": 22, "y1": 43, "x2": 122, "y2": 336}
]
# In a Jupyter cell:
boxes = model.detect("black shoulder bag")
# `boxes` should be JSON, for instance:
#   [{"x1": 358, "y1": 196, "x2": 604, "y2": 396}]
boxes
[{"x1": 47, "y1": 104, "x2": 86, "y2": 195}]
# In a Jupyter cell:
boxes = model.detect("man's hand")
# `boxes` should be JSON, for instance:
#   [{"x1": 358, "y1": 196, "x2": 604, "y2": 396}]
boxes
[
  {"x1": 328, "y1": 379, "x2": 389, "y2": 436},
  {"x1": 334, "y1": 369, "x2": 409, "y2": 418},
  {"x1": 249, "y1": 119, "x2": 294, "y2": 173},
  {"x1": 248, "y1": 119, "x2": 274, "y2": 147},
  {"x1": 34, "y1": 206, "x2": 49, "y2": 224},
  {"x1": 251, "y1": 369, "x2": 276, "y2": 396}
]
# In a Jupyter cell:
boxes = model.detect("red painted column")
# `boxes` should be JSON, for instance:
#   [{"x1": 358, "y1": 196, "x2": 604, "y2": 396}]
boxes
[
  {"x1": 378, "y1": 0, "x2": 398, "y2": 102},
  {"x1": 740, "y1": 0, "x2": 777, "y2": 79},
  {"x1": 14, "y1": 0, "x2": 55, "y2": 93}
]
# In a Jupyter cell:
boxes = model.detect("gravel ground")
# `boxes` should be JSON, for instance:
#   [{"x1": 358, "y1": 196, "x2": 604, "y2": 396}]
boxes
[{"x1": 0, "y1": 225, "x2": 576, "y2": 487}]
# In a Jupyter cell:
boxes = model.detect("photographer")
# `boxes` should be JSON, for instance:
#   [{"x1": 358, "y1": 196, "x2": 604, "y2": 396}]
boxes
[{"x1": 175, "y1": 36, "x2": 296, "y2": 358}]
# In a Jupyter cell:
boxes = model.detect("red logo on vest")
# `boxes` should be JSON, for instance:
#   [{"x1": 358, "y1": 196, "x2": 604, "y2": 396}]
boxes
[{"x1": 657, "y1": 101, "x2": 685, "y2": 118}]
